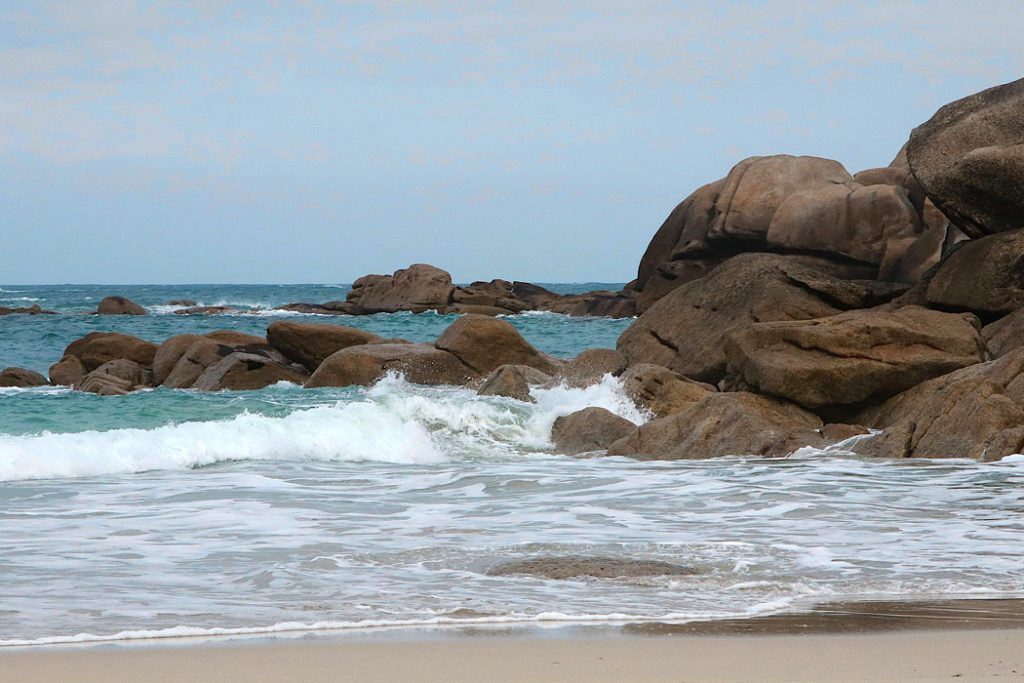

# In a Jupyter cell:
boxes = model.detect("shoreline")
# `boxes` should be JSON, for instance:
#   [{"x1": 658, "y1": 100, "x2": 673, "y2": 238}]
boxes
[{"x1": 3, "y1": 598, "x2": 1024, "y2": 681}]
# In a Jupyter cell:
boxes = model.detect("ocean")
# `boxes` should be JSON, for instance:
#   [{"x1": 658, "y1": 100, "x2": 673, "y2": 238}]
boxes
[{"x1": 2, "y1": 283, "x2": 1024, "y2": 648}]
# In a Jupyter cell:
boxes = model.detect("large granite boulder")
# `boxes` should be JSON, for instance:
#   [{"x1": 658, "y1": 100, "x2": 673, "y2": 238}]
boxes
[
  {"x1": 305, "y1": 343, "x2": 472, "y2": 388},
  {"x1": 982, "y1": 308, "x2": 1024, "y2": 358},
  {"x1": 204, "y1": 330, "x2": 267, "y2": 346},
  {"x1": 724, "y1": 306, "x2": 985, "y2": 410},
  {"x1": 907, "y1": 77, "x2": 1024, "y2": 238},
  {"x1": 193, "y1": 352, "x2": 307, "y2": 391},
  {"x1": 74, "y1": 359, "x2": 149, "y2": 396},
  {"x1": 266, "y1": 321, "x2": 382, "y2": 372},
  {"x1": 152, "y1": 334, "x2": 207, "y2": 386},
  {"x1": 926, "y1": 231, "x2": 1024, "y2": 318},
  {"x1": 346, "y1": 264, "x2": 455, "y2": 314},
  {"x1": 551, "y1": 407, "x2": 636, "y2": 455},
  {"x1": 48, "y1": 355, "x2": 86, "y2": 386},
  {"x1": 96, "y1": 296, "x2": 147, "y2": 315},
  {"x1": 0, "y1": 367, "x2": 48, "y2": 388},
  {"x1": 435, "y1": 314, "x2": 560, "y2": 376},
  {"x1": 162, "y1": 338, "x2": 235, "y2": 389},
  {"x1": 452, "y1": 279, "x2": 526, "y2": 313},
  {"x1": 617, "y1": 253, "x2": 905, "y2": 384},
  {"x1": 607, "y1": 392, "x2": 825, "y2": 460},
  {"x1": 853, "y1": 347, "x2": 1024, "y2": 460},
  {"x1": 620, "y1": 363, "x2": 715, "y2": 418},
  {"x1": 553, "y1": 348, "x2": 627, "y2": 389},
  {"x1": 62, "y1": 332, "x2": 158, "y2": 372},
  {"x1": 476, "y1": 364, "x2": 549, "y2": 402}
]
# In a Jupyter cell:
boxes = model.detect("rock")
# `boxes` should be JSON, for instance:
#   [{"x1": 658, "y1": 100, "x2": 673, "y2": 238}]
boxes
[
  {"x1": 821, "y1": 423, "x2": 872, "y2": 443},
  {"x1": 635, "y1": 258, "x2": 722, "y2": 314},
  {"x1": 96, "y1": 296, "x2": 147, "y2": 315},
  {"x1": 765, "y1": 182, "x2": 921, "y2": 265},
  {"x1": 74, "y1": 359, "x2": 149, "y2": 395},
  {"x1": 162, "y1": 339, "x2": 235, "y2": 389},
  {"x1": 982, "y1": 308, "x2": 1024, "y2": 358},
  {"x1": 0, "y1": 304, "x2": 55, "y2": 315},
  {"x1": 0, "y1": 367, "x2": 48, "y2": 388},
  {"x1": 486, "y1": 556, "x2": 697, "y2": 579},
  {"x1": 152, "y1": 334, "x2": 207, "y2": 386},
  {"x1": 551, "y1": 407, "x2": 636, "y2": 455},
  {"x1": 510, "y1": 281, "x2": 564, "y2": 310},
  {"x1": 452, "y1": 279, "x2": 527, "y2": 312},
  {"x1": 435, "y1": 314, "x2": 560, "y2": 376},
  {"x1": 607, "y1": 392, "x2": 825, "y2": 460},
  {"x1": 926, "y1": 231, "x2": 1024, "y2": 318},
  {"x1": 553, "y1": 292, "x2": 637, "y2": 318},
  {"x1": 204, "y1": 330, "x2": 267, "y2": 346},
  {"x1": 853, "y1": 166, "x2": 910, "y2": 187},
  {"x1": 617, "y1": 253, "x2": 906, "y2": 384},
  {"x1": 48, "y1": 355, "x2": 86, "y2": 386},
  {"x1": 620, "y1": 363, "x2": 715, "y2": 418},
  {"x1": 452, "y1": 304, "x2": 516, "y2": 316},
  {"x1": 173, "y1": 306, "x2": 235, "y2": 315},
  {"x1": 266, "y1": 320, "x2": 382, "y2": 372},
  {"x1": 277, "y1": 302, "x2": 351, "y2": 315},
  {"x1": 553, "y1": 349, "x2": 627, "y2": 388},
  {"x1": 723, "y1": 306, "x2": 985, "y2": 410},
  {"x1": 166, "y1": 299, "x2": 197, "y2": 306},
  {"x1": 477, "y1": 365, "x2": 548, "y2": 401},
  {"x1": 192, "y1": 352, "x2": 307, "y2": 391},
  {"x1": 346, "y1": 264, "x2": 455, "y2": 314},
  {"x1": 853, "y1": 347, "x2": 1024, "y2": 460},
  {"x1": 907, "y1": 77, "x2": 1024, "y2": 238},
  {"x1": 305, "y1": 343, "x2": 472, "y2": 388},
  {"x1": 63, "y1": 332, "x2": 158, "y2": 372}
]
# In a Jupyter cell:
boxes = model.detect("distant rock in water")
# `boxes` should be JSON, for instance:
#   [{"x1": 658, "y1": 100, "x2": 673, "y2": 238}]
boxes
[
  {"x1": 173, "y1": 305, "x2": 236, "y2": 315},
  {"x1": 0, "y1": 367, "x2": 48, "y2": 388},
  {"x1": 0, "y1": 304, "x2": 55, "y2": 315},
  {"x1": 166, "y1": 299, "x2": 197, "y2": 307},
  {"x1": 96, "y1": 296, "x2": 146, "y2": 315},
  {"x1": 487, "y1": 556, "x2": 698, "y2": 580}
]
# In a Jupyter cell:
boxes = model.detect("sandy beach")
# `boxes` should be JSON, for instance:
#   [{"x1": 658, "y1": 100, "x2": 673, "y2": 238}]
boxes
[{"x1": 4, "y1": 599, "x2": 1024, "y2": 682}]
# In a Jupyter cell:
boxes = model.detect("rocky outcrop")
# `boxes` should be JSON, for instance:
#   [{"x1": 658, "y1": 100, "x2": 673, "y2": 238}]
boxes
[
  {"x1": 477, "y1": 364, "x2": 548, "y2": 401},
  {"x1": 617, "y1": 254, "x2": 905, "y2": 384},
  {"x1": 551, "y1": 407, "x2": 636, "y2": 455},
  {"x1": 620, "y1": 363, "x2": 715, "y2": 418},
  {"x1": 266, "y1": 321, "x2": 382, "y2": 372},
  {"x1": 553, "y1": 348, "x2": 627, "y2": 389},
  {"x1": 723, "y1": 306, "x2": 985, "y2": 411},
  {"x1": 0, "y1": 304, "x2": 55, "y2": 315},
  {"x1": 907, "y1": 77, "x2": 1024, "y2": 238},
  {"x1": 48, "y1": 355, "x2": 87, "y2": 386},
  {"x1": 0, "y1": 367, "x2": 48, "y2": 388},
  {"x1": 62, "y1": 332, "x2": 158, "y2": 372},
  {"x1": 486, "y1": 556, "x2": 697, "y2": 579},
  {"x1": 853, "y1": 348, "x2": 1024, "y2": 460},
  {"x1": 435, "y1": 314, "x2": 560, "y2": 376},
  {"x1": 162, "y1": 338, "x2": 234, "y2": 389},
  {"x1": 152, "y1": 334, "x2": 207, "y2": 386},
  {"x1": 926, "y1": 231, "x2": 1024, "y2": 318},
  {"x1": 346, "y1": 263, "x2": 455, "y2": 314},
  {"x1": 192, "y1": 352, "x2": 307, "y2": 391},
  {"x1": 96, "y1": 296, "x2": 147, "y2": 315},
  {"x1": 305, "y1": 343, "x2": 472, "y2": 388},
  {"x1": 607, "y1": 392, "x2": 825, "y2": 460},
  {"x1": 982, "y1": 308, "x2": 1024, "y2": 359},
  {"x1": 173, "y1": 305, "x2": 236, "y2": 315},
  {"x1": 74, "y1": 359, "x2": 149, "y2": 396}
]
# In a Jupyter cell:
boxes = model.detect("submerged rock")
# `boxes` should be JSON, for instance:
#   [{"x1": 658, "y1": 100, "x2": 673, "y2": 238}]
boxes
[
  {"x1": 553, "y1": 348, "x2": 627, "y2": 389},
  {"x1": 476, "y1": 364, "x2": 548, "y2": 402},
  {"x1": 551, "y1": 407, "x2": 636, "y2": 455},
  {"x1": 0, "y1": 367, "x2": 48, "y2": 388},
  {"x1": 0, "y1": 304, "x2": 55, "y2": 315},
  {"x1": 487, "y1": 556, "x2": 697, "y2": 580}
]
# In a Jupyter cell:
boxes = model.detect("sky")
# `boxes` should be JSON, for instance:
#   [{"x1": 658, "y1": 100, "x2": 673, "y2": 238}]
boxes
[{"x1": 2, "y1": 1, "x2": 1023, "y2": 285}]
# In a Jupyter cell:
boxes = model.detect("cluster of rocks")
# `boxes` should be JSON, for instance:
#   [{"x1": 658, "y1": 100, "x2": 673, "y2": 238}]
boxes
[
  {"x1": 0, "y1": 304, "x2": 54, "y2": 315},
  {"x1": 7, "y1": 78, "x2": 1024, "y2": 465},
  {"x1": 279, "y1": 263, "x2": 636, "y2": 318}
]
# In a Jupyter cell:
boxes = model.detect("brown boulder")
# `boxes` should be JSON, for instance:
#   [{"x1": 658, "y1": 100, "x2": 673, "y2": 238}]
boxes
[
  {"x1": 620, "y1": 363, "x2": 715, "y2": 418},
  {"x1": 74, "y1": 359, "x2": 149, "y2": 396},
  {"x1": 266, "y1": 320, "x2": 382, "y2": 372},
  {"x1": 553, "y1": 348, "x2": 627, "y2": 389},
  {"x1": 305, "y1": 343, "x2": 472, "y2": 388},
  {"x1": 193, "y1": 353, "x2": 307, "y2": 392},
  {"x1": 926, "y1": 231, "x2": 1024, "y2": 317},
  {"x1": 907, "y1": 77, "x2": 1024, "y2": 238},
  {"x1": 487, "y1": 556, "x2": 696, "y2": 579},
  {"x1": 617, "y1": 254, "x2": 905, "y2": 384},
  {"x1": 0, "y1": 304, "x2": 55, "y2": 315},
  {"x1": 204, "y1": 330, "x2": 267, "y2": 346},
  {"x1": 49, "y1": 355, "x2": 86, "y2": 386},
  {"x1": 477, "y1": 364, "x2": 549, "y2": 402},
  {"x1": 853, "y1": 348, "x2": 1024, "y2": 460},
  {"x1": 63, "y1": 332, "x2": 158, "y2": 372},
  {"x1": 551, "y1": 407, "x2": 636, "y2": 455},
  {"x1": 162, "y1": 339, "x2": 235, "y2": 389},
  {"x1": 346, "y1": 264, "x2": 455, "y2": 314},
  {"x1": 452, "y1": 279, "x2": 526, "y2": 312},
  {"x1": 607, "y1": 392, "x2": 825, "y2": 460},
  {"x1": 0, "y1": 367, "x2": 48, "y2": 388},
  {"x1": 982, "y1": 308, "x2": 1024, "y2": 358},
  {"x1": 435, "y1": 314, "x2": 560, "y2": 375},
  {"x1": 173, "y1": 305, "x2": 235, "y2": 315},
  {"x1": 152, "y1": 334, "x2": 207, "y2": 386},
  {"x1": 96, "y1": 296, "x2": 147, "y2": 315},
  {"x1": 724, "y1": 306, "x2": 985, "y2": 410}
]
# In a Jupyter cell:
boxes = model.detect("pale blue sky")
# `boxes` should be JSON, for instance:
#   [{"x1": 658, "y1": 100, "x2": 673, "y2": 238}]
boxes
[{"x1": 2, "y1": 1, "x2": 1022, "y2": 284}]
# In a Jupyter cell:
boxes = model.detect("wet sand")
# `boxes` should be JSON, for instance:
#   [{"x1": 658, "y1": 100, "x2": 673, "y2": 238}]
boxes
[{"x1": 3, "y1": 599, "x2": 1024, "y2": 682}]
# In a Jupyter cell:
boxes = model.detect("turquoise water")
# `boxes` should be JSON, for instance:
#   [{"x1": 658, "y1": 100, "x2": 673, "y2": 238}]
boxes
[{"x1": 2, "y1": 284, "x2": 1024, "y2": 647}]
